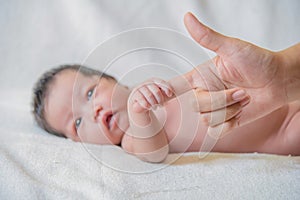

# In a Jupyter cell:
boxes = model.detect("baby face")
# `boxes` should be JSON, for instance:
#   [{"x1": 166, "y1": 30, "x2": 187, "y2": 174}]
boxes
[{"x1": 44, "y1": 69, "x2": 131, "y2": 145}]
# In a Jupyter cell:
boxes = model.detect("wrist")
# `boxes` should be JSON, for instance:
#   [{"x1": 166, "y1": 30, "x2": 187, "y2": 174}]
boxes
[
  {"x1": 278, "y1": 43, "x2": 300, "y2": 102},
  {"x1": 127, "y1": 101, "x2": 151, "y2": 126},
  {"x1": 127, "y1": 108, "x2": 164, "y2": 139}
]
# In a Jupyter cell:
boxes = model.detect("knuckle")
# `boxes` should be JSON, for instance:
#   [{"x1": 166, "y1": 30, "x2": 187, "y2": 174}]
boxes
[
  {"x1": 201, "y1": 114, "x2": 211, "y2": 126},
  {"x1": 225, "y1": 108, "x2": 235, "y2": 118},
  {"x1": 226, "y1": 104, "x2": 241, "y2": 119},
  {"x1": 225, "y1": 118, "x2": 238, "y2": 132},
  {"x1": 150, "y1": 85, "x2": 160, "y2": 93},
  {"x1": 232, "y1": 102, "x2": 241, "y2": 109},
  {"x1": 228, "y1": 119, "x2": 236, "y2": 129},
  {"x1": 199, "y1": 104, "x2": 210, "y2": 112},
  {"x1": 194, "y1": 88, "x2": 204, "y2": 96}
]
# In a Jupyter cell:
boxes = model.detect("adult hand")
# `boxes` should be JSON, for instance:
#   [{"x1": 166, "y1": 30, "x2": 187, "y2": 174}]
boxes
[{"x1": 170, "y1": 12, "x2": 298, "y2": 138}]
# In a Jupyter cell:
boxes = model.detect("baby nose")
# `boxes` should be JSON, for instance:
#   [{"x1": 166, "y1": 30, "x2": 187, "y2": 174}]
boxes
[{"x1": 93, "y1": 105, "x2": 103, "y2": 120}]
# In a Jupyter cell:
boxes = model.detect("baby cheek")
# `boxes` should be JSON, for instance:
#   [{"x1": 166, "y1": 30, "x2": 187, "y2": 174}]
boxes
[{"x1": 78, "y1": 122, "x2": 104, "y2": 144}]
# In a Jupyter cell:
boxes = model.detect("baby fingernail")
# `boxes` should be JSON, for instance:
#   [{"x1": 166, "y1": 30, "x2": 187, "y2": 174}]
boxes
[
  {"x1": 167, "y1": 90, "x2": 173, "y2": 97},
  {"x1": 164, "y1": 88, "x2": 171, "y2": 97},
  {"x1": 232, "y1": 90, "x2": 247, "y2": 101}
]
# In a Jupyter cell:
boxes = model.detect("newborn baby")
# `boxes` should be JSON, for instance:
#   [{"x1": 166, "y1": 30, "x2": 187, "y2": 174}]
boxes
[{"x1": 32, "y1": 64, "x2": 300, "y2": 162}]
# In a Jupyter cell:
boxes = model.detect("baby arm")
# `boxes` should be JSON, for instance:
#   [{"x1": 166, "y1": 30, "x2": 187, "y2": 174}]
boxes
[{"x1": 126, "y1": 78, "x2": 173, "y2": 163}]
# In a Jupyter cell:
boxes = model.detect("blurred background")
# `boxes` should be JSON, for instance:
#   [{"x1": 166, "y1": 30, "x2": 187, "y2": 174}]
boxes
[
  {"x1": 1, "y1": 0, "x2": 299, "y2": 91},
  {"x1": 0, "y1": 0, "x2": 299, "y2": 134}
]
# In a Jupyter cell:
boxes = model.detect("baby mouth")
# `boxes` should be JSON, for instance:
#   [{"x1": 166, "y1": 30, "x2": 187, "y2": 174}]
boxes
[
  {"x1": 103, "y1": 112, "x2": 114, "y2": 130},
  {"x1": 102, "y1": 111, "x2": 119, "y2": 131},
  {"x1": 106, "y1": 114, "x2": 113, "y2": 129}
]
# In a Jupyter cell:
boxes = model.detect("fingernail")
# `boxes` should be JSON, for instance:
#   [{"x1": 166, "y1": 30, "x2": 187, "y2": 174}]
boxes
[
  {"x1": 232, "y1": 90, "x2": 247, "y2": 101},
  {"x1": 168, "y1": 90, "x2": 173, "y2": 97}
]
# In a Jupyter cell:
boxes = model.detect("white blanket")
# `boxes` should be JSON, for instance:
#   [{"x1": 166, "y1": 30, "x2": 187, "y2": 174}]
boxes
[
  {"x1": 1, "y1": 0, "x2": 300, "y2": 199},
  {"x1": 0, "y1": 90, "x2": 299, "y2": 199}
]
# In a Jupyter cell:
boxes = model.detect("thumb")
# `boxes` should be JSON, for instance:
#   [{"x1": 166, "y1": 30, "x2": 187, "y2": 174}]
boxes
[{"x1": 184, "y1": 12, "x2": 233, "y2": 56}]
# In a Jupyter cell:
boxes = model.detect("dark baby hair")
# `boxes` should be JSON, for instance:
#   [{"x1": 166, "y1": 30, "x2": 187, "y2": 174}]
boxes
[{"x1": 32, "y1": 64, "x2": 115, "y2": 137}]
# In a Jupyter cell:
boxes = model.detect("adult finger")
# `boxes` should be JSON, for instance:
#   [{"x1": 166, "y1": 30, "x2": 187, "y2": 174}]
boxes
[
  {"x1": 191, "y1": 88, "x2": 249, "y2": 112},
  {"x1": 184, "y1": 12, "x2": 235, "y2": 56},
  {"x1": 201, "y1": 98, "x2": 249, "y2": 127}
]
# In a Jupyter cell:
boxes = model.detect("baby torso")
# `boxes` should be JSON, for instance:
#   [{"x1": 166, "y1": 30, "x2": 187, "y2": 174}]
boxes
[{"x1": 158, "y1": 91, "x2": 299, "y2": 154}]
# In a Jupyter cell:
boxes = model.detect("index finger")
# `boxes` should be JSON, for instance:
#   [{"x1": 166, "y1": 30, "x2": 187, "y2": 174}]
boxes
[{"x1": 191, "y1": 88, "x2": 249, "y2": 112}]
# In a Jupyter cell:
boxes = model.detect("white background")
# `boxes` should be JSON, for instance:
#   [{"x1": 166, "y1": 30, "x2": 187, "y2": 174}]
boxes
[{"x1": 0, "y1": 0, "x2": 299, "y2": 91}]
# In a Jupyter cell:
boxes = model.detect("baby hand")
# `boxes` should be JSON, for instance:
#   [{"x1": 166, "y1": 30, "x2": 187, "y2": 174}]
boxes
[{"x1": 129, "y1": 78, "x2": 174, "y2": 113}]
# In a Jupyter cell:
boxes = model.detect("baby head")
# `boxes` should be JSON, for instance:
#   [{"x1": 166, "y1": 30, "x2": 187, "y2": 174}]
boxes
[{"x1": 32, "y1": 64, "x2": 131, "y2": 145}]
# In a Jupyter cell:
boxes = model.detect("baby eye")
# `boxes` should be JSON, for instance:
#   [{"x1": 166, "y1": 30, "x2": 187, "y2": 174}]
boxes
[
  {"x1": 75, "y1": 118, "x2": 82, "y2": 129},
  {"x1": 87, "y1": 87, "x2": 95, "y2": 100}
]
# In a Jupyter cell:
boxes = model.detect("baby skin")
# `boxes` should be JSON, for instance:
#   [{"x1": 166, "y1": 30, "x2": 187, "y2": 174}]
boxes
[{"x1": 44, "y1": 69, "x2": 300, "y2": 163}]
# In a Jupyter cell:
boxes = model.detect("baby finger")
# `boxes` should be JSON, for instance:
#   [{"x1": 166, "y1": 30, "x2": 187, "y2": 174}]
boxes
[
  {"x1": 147, "y1": 84, "x2": 164, "y2": 105},
  {"x1": 134, "y1": 90, "x2": 151, "y2": 109},
  {"x1": 139, "y1": 86, "x2": 158, "y2": 106},
  {"x1": 153, "y1": 79, "x2": 174, "y2": 97}
]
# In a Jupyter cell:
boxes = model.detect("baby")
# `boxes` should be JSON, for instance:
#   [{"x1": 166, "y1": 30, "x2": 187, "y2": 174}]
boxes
[{"x1": 33, "y1": 64, "x2": 300, "y2": 162}]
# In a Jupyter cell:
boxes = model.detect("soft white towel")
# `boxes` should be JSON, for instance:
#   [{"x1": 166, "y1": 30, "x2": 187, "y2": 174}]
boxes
[
  {"x1": 1, "y1": 132, "x2": 300, "y2": 199},
  {"x1": 0, "y1": 91, "x2": 299, "y2": 199}
]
